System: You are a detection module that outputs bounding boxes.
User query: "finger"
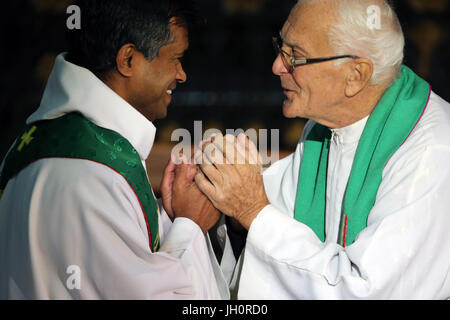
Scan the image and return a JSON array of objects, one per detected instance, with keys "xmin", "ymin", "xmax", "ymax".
[
  {"xmin": 246, "ymin": 136, "xmax": 262, "ymax": 166},
  {"xmin": 235, "ymin": 133, "xmax": 249, "ymax": 164},
  {"xmin": 224, "ymin": 134, "xmax": 237, "ymax": 144},
  {"xmin": 237, "ymin": 133, "xmax": 260, "ymax": 165},
  {"xmin": 233, "ymin": 133, "xmax": 252, "ymax": 164},
  {"xmin": 160, "ymin": 159, "xmax": 177, "ymax": 217},
  {"xmin": 237, "ymin": 132, "xmax": 248, "ymax": 148},
  {"xmin": 163, "ymin": 157, "xmax": 177, "ymax": 180},
  {"xmin": 203, "ymin": 132, "xmax": 219, "ymax": 143},
  {"xmin": 180, "ymin": 153, "xmax": 189, "ymax": 164},
  {"xmin": 196, "ymin": 136, "xmax": 212, "ymax": 156},
  {"xmin": 194, "ymin": 170, "xmax": 216, "ymax": 199},
  {"xmin": 198, "ymin": 160, "xmax": 223, "ymax": 186},
  {"xmin": 224, "ymin": 134, "xmax": 238, "ymax": 164},
  {"xmin": 186, "ymin": 164, "xmax": 198, "ymax": 181},
  {"xmin": 194, "ymin": 142, "xmax": 214, "ymax": 165},
  {"xmin": 174, "ymin": 162, "xmax": 194, "ymax": 188},
  {"xmin": 197, "ymin": 132, "xmax": 223, "ymax": 159},
  {"xmin": 202, "ymin": 141, "xmax": 226, "ymax": 165},
  {"xmin": 161, "ymin": 158, "xmax": 176, "ymax": 190},
  {"xmin": 171, "ymin": 149, "xmax": 190, "ymax": 165},
  {"xmin": 209, "ymin": 132, "xmax": 223, "ymax": 144},
  {"xmin": 211, "ymin": 134, "xmax": 237, "ymax": 165}
]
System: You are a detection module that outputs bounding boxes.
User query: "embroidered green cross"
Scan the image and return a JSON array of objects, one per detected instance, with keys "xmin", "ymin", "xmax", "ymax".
[{"xmin": 17, "ymin": 125, "xmax": 37, "ymax": 151}]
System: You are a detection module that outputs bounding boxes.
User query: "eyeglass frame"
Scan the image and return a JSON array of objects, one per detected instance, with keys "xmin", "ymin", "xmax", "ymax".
[{"xmin": 272, "ymin": 36, "xmax": 360, "ymax": 72}]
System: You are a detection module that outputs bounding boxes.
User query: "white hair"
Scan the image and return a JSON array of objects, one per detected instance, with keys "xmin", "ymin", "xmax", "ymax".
[{"xmin": 297, "ymin": 0, "xmax": 405, "ymax": 86}]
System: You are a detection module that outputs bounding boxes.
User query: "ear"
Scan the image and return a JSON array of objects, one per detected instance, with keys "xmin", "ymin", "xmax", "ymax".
[
  {"xmin": 344, "ymin": 58, "xmax": 374, "ymax": 97},
  {"xmin": 115, "ymin": 44, "xmax": 136, "ymax": 78}
]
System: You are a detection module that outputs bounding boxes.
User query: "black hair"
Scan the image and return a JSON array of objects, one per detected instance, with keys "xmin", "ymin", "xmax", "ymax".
[{"xmin": 65, "ymin": 0, "xmax": 199, "ymax": 75}]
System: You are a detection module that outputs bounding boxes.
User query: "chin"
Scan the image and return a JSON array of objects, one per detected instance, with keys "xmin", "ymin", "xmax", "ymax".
[
  {"xmin": 282, "ymin": 103, "xmax": 300, "ymax": 119},
  {"xmin": 155, "ymin": 108, "xmax": 169, "ymax": 121},
  {"xmin": 283, "ymin": 98, "xmax": 312, "ymax": 119},
  {"xmin": 151, "ymin": 113, "xmax": 166, "ymax": 122},
  {"xmin": 145, "ymin": 103, "xmax": 169, "ymax": 121},
  {"xmin": 282, "ymin": 110, "xmax": 297, "ymax": 119}
]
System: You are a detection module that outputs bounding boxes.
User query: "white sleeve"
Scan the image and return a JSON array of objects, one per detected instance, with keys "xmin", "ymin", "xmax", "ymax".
[
  {"xmin": 156, "ymin": 198, "xmax": 174, "ymax": 244},
  {"xmin": 28, "ymin": 159, "xmax": 225, "ymax": 299},
  {"xmin": 237, "ymin": 144, "xmax": 450, "ymax": 299}
]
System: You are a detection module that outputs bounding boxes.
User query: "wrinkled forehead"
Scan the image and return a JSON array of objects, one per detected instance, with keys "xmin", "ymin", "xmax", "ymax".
[{"xmin": 280, "ymin": 2, "xmax": 337, "ymax": 50}]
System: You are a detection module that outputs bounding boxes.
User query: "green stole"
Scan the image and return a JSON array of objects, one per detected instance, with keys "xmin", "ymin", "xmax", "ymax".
[
  {"xmin": 0, "ymin": 112, "xmax": 160, "ymax": 252},
  {"xmin": 294, "ymin": 65, "xmax": 431, "ymax": 247}
]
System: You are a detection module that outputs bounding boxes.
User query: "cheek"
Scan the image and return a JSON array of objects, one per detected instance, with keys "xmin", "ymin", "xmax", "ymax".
[
  {"xmin": 294, "ymin": 69, "xmax": 334, "ymax": 103},
  {"xmin": 143, "ymin": 74, "xmax": 167, "ymax": 99},
  {"xmin": 291, "ymin": 77, "xmax": 311, "ymax": 107},
  {"xmin": 153, "ymin": 68, "xmax": 176, "ymax": 92},
  {"xmin": 131, "ymin": 74, "xmax": 161, "ymax": 107},
  {"xmin": 286, "ymin": 72, "xmax": 324, "ymax": 116}
]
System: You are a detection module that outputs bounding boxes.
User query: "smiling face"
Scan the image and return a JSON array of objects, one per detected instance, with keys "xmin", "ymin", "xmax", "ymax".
[
  {"xmin": 272, "ymin": 2, "xmax": 350, "ymax": 126},
  {"xmin": 129, "ymin": 22, "xmax": 189, "ymax": 121}
]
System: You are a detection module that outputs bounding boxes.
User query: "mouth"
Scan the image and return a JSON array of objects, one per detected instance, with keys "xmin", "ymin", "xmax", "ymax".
[
  {"xmin": 281, "ymin": 86, "xmax": 296, "ymax": 108},
  {"xmin": 166, "ymin": 83, "xmax": 177, "ymax": 96},
  {"xmin": 282, "ymin": 88, "xmax": 296, "ymax": 99},
  {"xmin": 166, "ymin": 86, "xmax": 176, "ymax": 100},
  {"xmin": 164, "ymin": 89, "xmax": 174, "ymax": 106}
]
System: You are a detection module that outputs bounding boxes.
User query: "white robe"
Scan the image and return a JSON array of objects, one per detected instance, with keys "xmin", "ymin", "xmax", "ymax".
[
  {"xmin": 0, "ymin": 54, "xmax": 229, "ymax": 300},
  {"xmin": 219, "ymin": 90, "xmax": 450, "ymax": 299}
]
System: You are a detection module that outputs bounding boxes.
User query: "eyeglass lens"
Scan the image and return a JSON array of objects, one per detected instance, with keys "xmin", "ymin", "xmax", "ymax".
[{"xmin": 273, "ymin": 36, "xmax": 293, "ymax": 72}]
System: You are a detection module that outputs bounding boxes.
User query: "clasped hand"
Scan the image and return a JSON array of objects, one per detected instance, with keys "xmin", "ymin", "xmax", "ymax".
[
  {"xmin": 160, "ymin": 133, "xmax": 269, "ymax": 233},
  {"xmin": 160, "ymin": 154, "xmax": 220, "ymax": 234},
  {"xmin": 194, "ymin": 133, "xmax": 269, "ymax": 230}
]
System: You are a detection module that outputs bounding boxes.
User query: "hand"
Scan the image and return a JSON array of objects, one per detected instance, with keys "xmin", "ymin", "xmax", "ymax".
[
  {"xmin": 171, "ymin": 160, "xmax": 221, "ymax": 234},
  {"xmin": 160, "ymin": 157, "xmax": 177, "ymax": 221},
  {"xmin": 194, "ymin": 133, "xmax": 269, "ymax": 230}
]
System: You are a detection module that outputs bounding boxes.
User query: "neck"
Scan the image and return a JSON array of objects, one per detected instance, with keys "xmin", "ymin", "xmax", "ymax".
[
  {"xmin": 324, "ymin": 85, "xmax": 388, "ymax": 129},
  {"xmin": 100, "ymin": 71, "xmax": 128, "ymax": 101}
]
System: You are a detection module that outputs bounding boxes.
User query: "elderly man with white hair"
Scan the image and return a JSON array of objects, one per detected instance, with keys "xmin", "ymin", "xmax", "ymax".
[{"xmin": 194, "ymin": 0, "xmax": 450, "ymax": 299}]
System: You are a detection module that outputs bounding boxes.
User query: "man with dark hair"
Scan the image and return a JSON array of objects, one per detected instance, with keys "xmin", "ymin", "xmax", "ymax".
[{"xmin": 0, "ymin": 0, "xmax": 228, "ymax": 299}]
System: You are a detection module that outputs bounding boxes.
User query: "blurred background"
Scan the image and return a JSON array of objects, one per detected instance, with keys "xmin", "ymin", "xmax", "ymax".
[{"xmin": 1, "ymin": 0, "xmax": 449, "ymax": 193}]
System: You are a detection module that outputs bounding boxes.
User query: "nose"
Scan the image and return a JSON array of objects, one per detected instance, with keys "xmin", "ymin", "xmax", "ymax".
[
  {"xmin": 272, "ymin": 54, "xmax": 288, "ymax": 76},
  {"xmin": 176, "ymin": 64, "xmax": 187, "ymax": 84}
]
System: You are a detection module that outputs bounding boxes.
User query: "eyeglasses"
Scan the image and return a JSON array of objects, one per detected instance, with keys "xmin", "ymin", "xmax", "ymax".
[{"xmin": 272, "ymin": 36, "xmax": 360, "ymax": 73}]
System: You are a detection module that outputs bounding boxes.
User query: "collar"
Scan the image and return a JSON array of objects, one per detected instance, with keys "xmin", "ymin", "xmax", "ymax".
[
  {"xmin": 330, "ymin": 115, "xmax": 369, "ymax": 145},
  {"xmin": 27, "ymin": 53, "xmax": 156, "ymax": 161}
]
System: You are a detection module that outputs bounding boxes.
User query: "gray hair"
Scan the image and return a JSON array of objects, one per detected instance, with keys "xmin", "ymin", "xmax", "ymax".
[{"xmin": 297, "ymin": 0, "xmax": 404, "ymax": 86}]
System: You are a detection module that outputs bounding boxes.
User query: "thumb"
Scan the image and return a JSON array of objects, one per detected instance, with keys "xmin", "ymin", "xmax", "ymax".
[
  {"xmin": 186, "ymin": 164, "xmax": 198, "ymax": 181},
  {"xmin": 161, "ymin": 158, "xmax": 177, "ymax": 193},
  {"xmin": 174, "ymin": 162, "xmax": 198, "ymax": 187}
]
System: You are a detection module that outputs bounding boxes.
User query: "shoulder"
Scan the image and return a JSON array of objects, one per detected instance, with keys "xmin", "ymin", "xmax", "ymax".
[
  {"xmin": 18, "ymin": 158, "xmax": 149, "ymax": 244},
  {"xmin": 396, "ymin": 91, "xmax": 450, "ymax": 157},
  {"xmin": 411, "ymin": 91, "xmax": 450, "ymax": 148},
  {"xmin": 15, "ymin": 158, "xmax": 144, "ymax": 218},
  {"xmin": 23, "ymin": 157, "xmax": 128, "ymax": 188},
  {"xmin": 382, "ymin": 91, "xmax": 450, "ymax": 186}
]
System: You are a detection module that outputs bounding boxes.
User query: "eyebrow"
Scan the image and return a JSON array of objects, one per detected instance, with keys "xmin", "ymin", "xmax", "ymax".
[{"xmin": 279, "ymin": 31, "xmax": 309, "ymax": 55}]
